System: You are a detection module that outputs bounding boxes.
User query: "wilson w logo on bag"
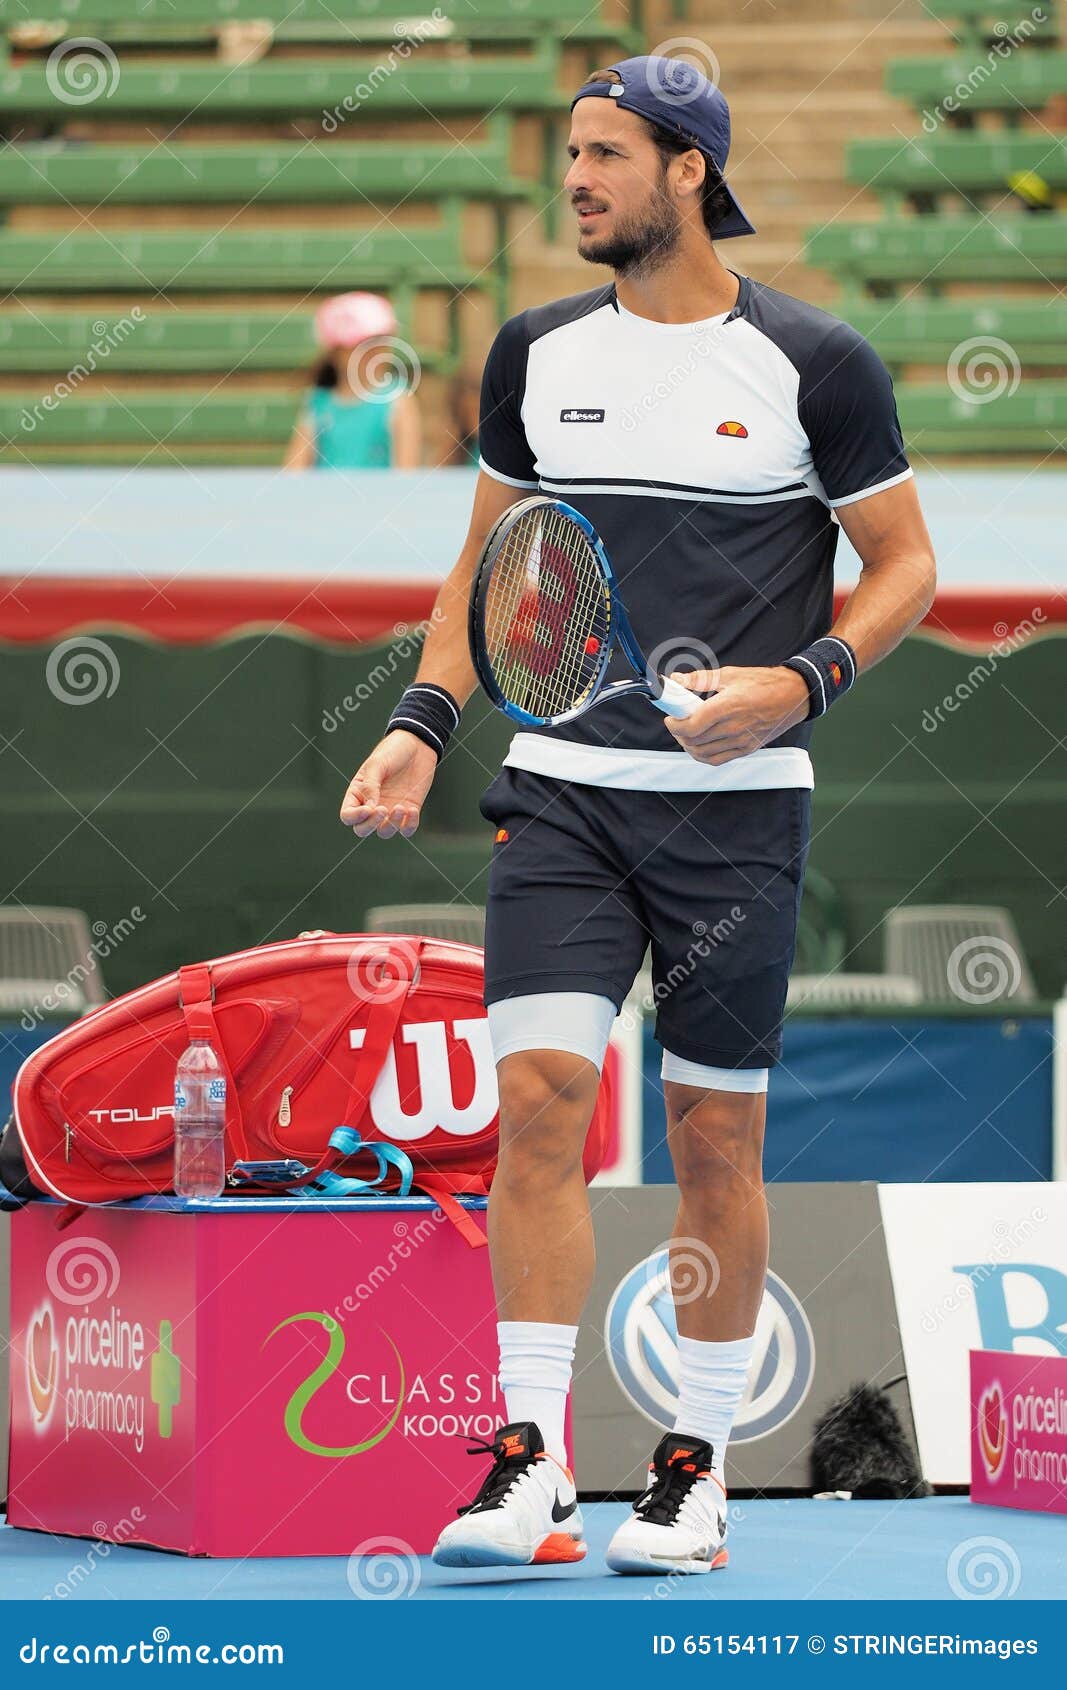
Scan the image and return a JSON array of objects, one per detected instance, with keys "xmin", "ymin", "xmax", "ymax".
[{"xmin": 12, "ymin": 933, "xmax": 612, "ymax": 1246}]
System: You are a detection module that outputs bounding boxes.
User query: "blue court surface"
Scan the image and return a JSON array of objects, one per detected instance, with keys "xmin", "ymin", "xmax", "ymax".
[{"xmin": 1, "ymin": 1498, "xmax": 1061, "ymax": 1602}]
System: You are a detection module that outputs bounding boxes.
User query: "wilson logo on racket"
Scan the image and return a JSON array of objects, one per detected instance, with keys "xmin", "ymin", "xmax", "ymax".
[
  {"xmin": 560, "ymin": 408, "xmax": 605, "ymax": 423},
  {"xmin": 469, "ymin": 494, "xmax": 700, "ymax": 728},
  {"xmin": 716, "ymin": 420, "xmax": 748, "ymax": 438}
]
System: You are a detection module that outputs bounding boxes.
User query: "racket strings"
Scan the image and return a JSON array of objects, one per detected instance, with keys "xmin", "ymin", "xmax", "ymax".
[{"xmin": 482, "ymin": 505, "xmax": 610, "ymax": 721}]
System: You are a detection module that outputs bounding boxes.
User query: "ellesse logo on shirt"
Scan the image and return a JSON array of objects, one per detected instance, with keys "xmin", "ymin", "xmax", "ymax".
[{"xmin": 560, "ymin": 408, "xmax": 605, "ymax": 423}]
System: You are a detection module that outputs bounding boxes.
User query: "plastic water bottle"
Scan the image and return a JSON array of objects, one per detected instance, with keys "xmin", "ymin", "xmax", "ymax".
[{"xmin": 173, "ymin": 1039, "xmax": 227, "ymax": 1199}]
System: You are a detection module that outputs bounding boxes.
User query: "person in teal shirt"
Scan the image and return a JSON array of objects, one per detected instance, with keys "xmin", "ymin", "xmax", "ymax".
[{"xmin": 284, "ymin": 292, "xmax": 421, "ymax": 471}]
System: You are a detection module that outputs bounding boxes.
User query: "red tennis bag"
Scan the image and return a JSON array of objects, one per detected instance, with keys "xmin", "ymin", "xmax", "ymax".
[{"xmin": 11, "ymin": 933, "xmax": 613, "ymax": 1247}]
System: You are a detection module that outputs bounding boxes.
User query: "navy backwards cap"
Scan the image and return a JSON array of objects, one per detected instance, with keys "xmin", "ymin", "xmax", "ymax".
[{"xmin": 570, "ymin": 54, "xmax": 755, "ymax": 240}]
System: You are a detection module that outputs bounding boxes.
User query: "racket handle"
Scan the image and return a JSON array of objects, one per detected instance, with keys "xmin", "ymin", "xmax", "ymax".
[{"xmin": 653, "ymin": 675, "xmax": 702, "ymax": 718}]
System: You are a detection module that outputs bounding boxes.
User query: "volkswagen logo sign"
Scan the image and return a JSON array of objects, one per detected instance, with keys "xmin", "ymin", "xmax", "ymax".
[{"xmin": 604, "ymin": 1250, "xmax": 816, "ymax": 1442}]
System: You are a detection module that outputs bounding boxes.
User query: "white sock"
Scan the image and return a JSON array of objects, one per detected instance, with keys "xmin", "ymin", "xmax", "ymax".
[
  {"xmin": 673, "ymin": 1334, "xmax": 756, "ymax": 1481},
  {"xmin": 497, "ymin": 1320, "xmax": 577, "ymax": 1468}
]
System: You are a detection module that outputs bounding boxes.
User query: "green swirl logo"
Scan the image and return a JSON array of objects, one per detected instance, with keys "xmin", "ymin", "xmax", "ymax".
[{"xmin": 264, "ymin": 1311, "xmax": 405, "ymax": 1459}]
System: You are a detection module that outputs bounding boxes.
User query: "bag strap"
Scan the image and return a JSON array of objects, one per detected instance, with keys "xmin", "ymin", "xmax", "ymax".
[
  {"xmin": 415, "ymin": 1171, "xmax": 488, "ymax": 1249},
  {"xmin": 231, "ymin": 1128, "xmax": 414, "ymax": 1199},
  {"xmin": 306, "ymin": 1128, "xmax": 414, "ymax": 1198},
  {"xmin": 342, "ymin": 942, "xmax": 423, "ymax": 1126},
  {"xmin": 177, "ymin": 963, "xmax": 250, "ymax": 1160}
]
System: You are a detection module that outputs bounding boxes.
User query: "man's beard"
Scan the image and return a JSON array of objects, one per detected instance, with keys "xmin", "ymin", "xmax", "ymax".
[{"xmin": 576, "ymin": 184, "xmax": 681, "ymax": 278}]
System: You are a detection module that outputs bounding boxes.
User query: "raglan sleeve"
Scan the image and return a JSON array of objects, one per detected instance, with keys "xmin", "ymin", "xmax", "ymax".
[
  {"xmin": 478, "ymin": 312, "xmax": 538, "ymax": 489},
  {"xmin": 798, "ymin": 321, "xmax": 912, "ymax": 508}
]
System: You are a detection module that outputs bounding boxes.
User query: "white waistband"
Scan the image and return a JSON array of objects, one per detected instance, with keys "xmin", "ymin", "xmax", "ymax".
[{"xmin": 502, "ymin": 735, "xmax": 814, "ymax": 792}]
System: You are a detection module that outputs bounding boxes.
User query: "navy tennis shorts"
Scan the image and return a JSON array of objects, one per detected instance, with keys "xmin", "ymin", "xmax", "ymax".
[{"xmin": 479, "ymin": 767, "xmax": 811, "ymax": 1070}]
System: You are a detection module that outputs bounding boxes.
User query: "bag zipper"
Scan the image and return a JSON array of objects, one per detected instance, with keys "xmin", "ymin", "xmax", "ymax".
[{"xmin": 277, "ymin": 1085, "xmax": 293, "ymax": 1128}]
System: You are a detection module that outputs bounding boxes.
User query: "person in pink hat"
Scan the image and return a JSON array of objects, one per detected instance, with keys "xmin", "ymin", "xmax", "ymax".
[{"xmin": 284, "ymin": 292, "xmax": 421, "ymax": 470}]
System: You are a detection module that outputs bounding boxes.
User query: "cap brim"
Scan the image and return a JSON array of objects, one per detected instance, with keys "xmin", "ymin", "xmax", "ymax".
[{"xmin": 715, "ymin": 190, "xmax": 756, "ymax": 240}]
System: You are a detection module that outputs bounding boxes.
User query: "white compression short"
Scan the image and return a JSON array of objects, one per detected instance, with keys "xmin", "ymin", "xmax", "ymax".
[{"xmin": 486, "ymin": 992, "xmax": 769, "ymax": 1093}]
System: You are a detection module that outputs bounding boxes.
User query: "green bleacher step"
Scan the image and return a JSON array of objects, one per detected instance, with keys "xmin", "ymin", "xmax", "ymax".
[
  {"xmin": 0, "ymin": 390, "xmax": 306, "ymax": 447},
  {"xmin": 805, "ymin": 216, "xmax": 1067, "ymax": 286},
  {"xmin": 844, "ymin": 297, "xmax": 1067, "ymax": 366},
  {"xmin": 0, "ymin": 48, "xmax": 565, "ymax": 120},
  {"xmin": 886, "ymin": 51, "xmax": 1067, "ymax": 114},
  {"xmin": 0, "ymin": 222, "xmax": 475, "ymax": 290},
  {"xmin": 896, "ymin": 380, "xmax": 1067, "ymax": 450},
  {"xmin": 847, "ymin": 134, "xmax": 1067, "ymax": 202},
  {"xmin": 0, "ymin": 123, "xmax": 534, "ymax": 207}
]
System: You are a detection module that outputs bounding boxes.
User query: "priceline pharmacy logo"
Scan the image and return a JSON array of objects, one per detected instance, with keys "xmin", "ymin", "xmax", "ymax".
[{"xmin": 28, "ymin": 1238, "xmax": 182, "ymax": 1453}]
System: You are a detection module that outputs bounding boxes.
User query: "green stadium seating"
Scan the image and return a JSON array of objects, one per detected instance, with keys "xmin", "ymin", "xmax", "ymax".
[
  {"xmin": 805, "ymin": 216, "xmax": 1067, "ymax": 290},
  {"xmin": 0, "ymin": 309, "xmax": 465, "ymax": 373},
  {"xmin": 0, "ymin": 46, "xmax": 565, "ymax": 120},
  {"xmin": 844, "ymin": 297, "xmax": 1067, "ymax": 366},
  {"xmin": 0, "ymin": 218, "xmax": 471, "ymax": 293},
  {"xmin": 886, "ymin": 51, "xmax": 1067, "ymax": 117},
  {"xmin": 0, "ymin": 391, "xmax": 298, "ymax": 450},
  {"xmin": 0, "ymin": 120, "xmax": 533, "ymax": 207},
  {"xmin": 919, "ymin": 3, "xmax": 1059, "ymax": 51},
  {"xmin": 895, "ymin": 380, "xmax": 1067, "ymax": 450},
  {"xmin": 847, "ymin": 134, "xmax": 1067, "ymax": 207},
  {"xmin": 1, "ymin": 0, "xmax": 641, "ymax": 51}
]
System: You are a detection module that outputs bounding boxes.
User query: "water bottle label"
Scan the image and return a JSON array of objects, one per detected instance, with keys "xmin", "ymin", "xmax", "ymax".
[
  {"xmin": 208, "ymin": 1078, "xmax": 227, "ymax": 1105},
  {"xmin": 175, "ymin": 1085, "xmax": 188, "ymax": 1111}
]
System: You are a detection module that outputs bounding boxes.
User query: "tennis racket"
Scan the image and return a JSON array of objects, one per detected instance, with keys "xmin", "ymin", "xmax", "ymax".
[{"xmin": 468, "ymin": 495, "xmax": 701, "ymax": 727}]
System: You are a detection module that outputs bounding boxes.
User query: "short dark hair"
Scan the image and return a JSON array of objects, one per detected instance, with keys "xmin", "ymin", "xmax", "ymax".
[{"xmin": 583, "ymin": 68, "xmax": 734, "ymax": 240}]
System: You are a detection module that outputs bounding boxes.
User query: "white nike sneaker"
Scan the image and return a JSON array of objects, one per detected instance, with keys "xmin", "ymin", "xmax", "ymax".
[
  {"xmin": 606, "ymin": 1433, "xmax": 728, "ymax": 1575},
  {"xmin": 432, "ymin": 1421, "xmax": 587, "ymax": 1569}
]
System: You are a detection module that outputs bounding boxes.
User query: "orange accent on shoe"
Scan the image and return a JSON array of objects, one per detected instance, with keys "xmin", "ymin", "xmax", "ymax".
[
  {"xmin": 536, "ymin": 1453, "xmax": 575, "ymax": 1483},
  {"xmin": 710, "ymin": 1473, "xmax": 728, "ymax": 1500},
  {"xmin": 711, "ymin": 1547, "xmax": 729, "ymax": 1569},
  {"xmin": 668, "ymin": 1447, "xmax": 696, "ymax": 1465},
  {"xmin": 501, "ymin": 1434, "xmax": 525, "ymax": 1457},
  {"xmin": 532, "ymin": 1534, "xmax": 587, "ymax": 1564}
]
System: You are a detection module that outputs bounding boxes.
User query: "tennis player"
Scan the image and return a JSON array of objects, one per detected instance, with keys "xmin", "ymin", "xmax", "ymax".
[{"xmin": 340, "ymin": 54, "xmax": 936, "ymax": 1575}]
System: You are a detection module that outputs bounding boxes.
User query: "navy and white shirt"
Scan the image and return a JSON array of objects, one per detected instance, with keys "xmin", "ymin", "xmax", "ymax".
[{"xmin": 478, "ymin": 272, "xmax": 912, "ymax": 792}]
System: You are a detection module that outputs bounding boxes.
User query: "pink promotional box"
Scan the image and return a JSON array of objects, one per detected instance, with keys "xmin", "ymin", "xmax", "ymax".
[
  {"xmin": 970, "ymin": 1347, "xmax": 1067, "ymax": 1515},
  {"xmin": 7, "ymin": 1195, "xmax": 501, "ymax": 1556}
]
